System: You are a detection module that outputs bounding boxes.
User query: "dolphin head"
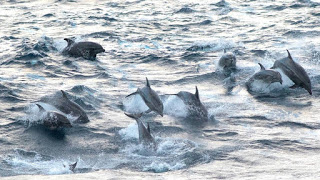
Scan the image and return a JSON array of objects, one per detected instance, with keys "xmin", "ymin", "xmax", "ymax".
[
  {"xmin": 303, "ymin": 80, "xmax": 312, "ymax": 95},
  {"xmin": 270, "ymin": 70, "xmax": 283, "ymax": 85},
  {"xmin": 219, "ymin": 52, "xmax": 236, "ymax": 69}
]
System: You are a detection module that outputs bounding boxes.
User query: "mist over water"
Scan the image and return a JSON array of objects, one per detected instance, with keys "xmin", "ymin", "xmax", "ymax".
[{"xmin": 1, "ymin": 0, "xmax": 320, "ymax": 179}]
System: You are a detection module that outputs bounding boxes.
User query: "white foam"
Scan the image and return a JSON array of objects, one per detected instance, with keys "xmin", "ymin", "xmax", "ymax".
[
  {"xmin": 122, "ymin": 94, "xmax": 149, "ymax": 114},
  {"xmin": 191, "ymin": 38, "xmax": 238, "ymax": 52},
  {"xmin": 5, "ymin": 153, "xmax": 76, "ymax": 175},
  {"xmin": 163, "ymin": 95, "xmax": 188, "ymax": 118},
  {"xmin": 142, "ymin": 161, "xmax": 186, "ymax": 173},
  {"xmin": 118, "ymin": 122, "xmax": 139, "ymax": 140}
]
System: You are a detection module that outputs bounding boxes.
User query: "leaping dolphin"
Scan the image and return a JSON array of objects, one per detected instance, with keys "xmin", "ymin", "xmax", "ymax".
[
  {"xmin": 40, "ymin": 90, "xmax": 89, "ymax": 123},
  {"xmin": 126, "ymin": 78, "xmax": 164, "ymax": 117},
  {"xmin": 124, "ymin": 112, "xmax": 156, "ymax": 149},
  {"xmin": 36, "ymin": 104, "xmax": 72, "ymax": 130},
  {"xmin": 167, "ymin": 86, "xmax": 209, "ymax": 122},
  {"xmin": 62, "ymin": 38, "xmax": 105, "ymax": 60},
  {"xmin": 218, "ymin": 49, "xmax": 236, "ymax": 70},
  {"xmin": 271, "ymin": 50, "xmax": 312, "ymax": 95},
  {"xmin": 246, "ymin": 63, "xmax": 283, "ymax": 88}
]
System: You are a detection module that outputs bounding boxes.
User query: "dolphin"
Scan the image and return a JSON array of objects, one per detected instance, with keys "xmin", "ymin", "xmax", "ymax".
[
  {"xmin": 124, "ymin": 112, "xmax": 156, "ymax": 148},
  {"xmin": 168, "ymin": 86, "xmax": 208, "ymax": 122},
  {"xmin": 218, "ymin": 49, "xmax": 236, "ymax": 70},
  {"xmin": 69, "ymin": 161, "xmax": 77, "ymax": 172},
  {"xmin": 62, "ymin": 38, "xmax": 105, "ymax": 60},
  {"xmin": 63, "ymin": 161, "xmax": 77, "ymax": 173},
  {"xmin": 271, "ymin": 50, "xmax": 312, "ymax": 95},
  {"xmin": 126, "ymin": 78, "xmax": 164, "ymax": 117},
  {"xmin": 246, "ymin": 63, "xmax": 283, "ymax": 87},
  {"xmin": 40, "ymin": 90, "xmax": 89, "ymax": 123},
  {"xmin": 36, "ymin": 104, "xmax": 72, "ymax": 130}
]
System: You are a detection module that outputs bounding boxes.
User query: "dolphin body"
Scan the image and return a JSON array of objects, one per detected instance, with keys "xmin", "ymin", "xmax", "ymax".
[
  {"xmin": 218, "ymin": 50, "xmax": 236, "ymax": 70},
  {"xmin": 126, "ymin": 78, "xmax": 164, "ymax": 117},
  {"xmin": 169, "ymin": 86, "xmax": 209, "ymax": 122},
  {"xmin": 36, "ymin": 104, "xmax": 72, "ymax": 130},
  {"xmin": 62, "ymin": 38, "xmax": 105, "ymax": 60},
  {"xmin": 246, "ymin": 63, "xmax": 283, "ymax": 87},
  {"xmin": 271, "ymin": 50, "xmax": 312, "ymax": 95},
  {"xmin": 40, "ymin": 90, "xmax": 89, "ymax": 123},
  {"xmin": 124, "ymin": 113, "xmax": 156, "ymax": 148}
]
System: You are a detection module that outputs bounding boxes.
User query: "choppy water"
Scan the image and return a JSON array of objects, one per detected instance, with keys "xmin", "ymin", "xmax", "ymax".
[{"xmin": 1, "ymin": 0, "xmax": 320, "ymax": 179}]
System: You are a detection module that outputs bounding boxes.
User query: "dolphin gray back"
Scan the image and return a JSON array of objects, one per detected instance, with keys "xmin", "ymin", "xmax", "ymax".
[
  {"xmin": 36, "ymin": 103, "xmax": 72, "ymax": 130},
  {"xmin": 272, "ymin": 50, "xmax": 311, "ymax": 94},
  {"xmin": 40, "ymin": 90, "xmax": 89, "ymax": 123},
  {"xmin": 63, "ymin": 39, "xmax": 105, "ymax": 60},
  {"xmin": 176, "ymin": 87, "xmax": 208, "ymax": 122},
  {"xmin": 137, "ymin": 78, "xmax": 164, "ymax": 116}
]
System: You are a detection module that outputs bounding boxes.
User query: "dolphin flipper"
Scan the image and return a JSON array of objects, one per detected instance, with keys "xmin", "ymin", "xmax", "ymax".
[
  {"xmin": 145, "ymin": 109, "xmax": 152, "ymax": 114},
  {"xmin": 290, "ymin": 84, "xmax": 300, "ymax": 89},
  {"xmin": 125, "ymin": 91, "xmax": 139, "ymax": 98},
  {"xmin": 124, "ymin": 112, "xmax": 143, "ymax": 119}
]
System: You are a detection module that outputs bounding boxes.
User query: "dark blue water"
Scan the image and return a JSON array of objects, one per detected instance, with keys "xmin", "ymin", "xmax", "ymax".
[{"xmin": 1, "ymin": 0, "xmax": 320, "ymax": 179}]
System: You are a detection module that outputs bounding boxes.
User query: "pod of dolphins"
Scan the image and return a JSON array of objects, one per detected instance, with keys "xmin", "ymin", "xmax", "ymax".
[{"xmin": 21, "ymin": 38, "xmax": 312, "ymax": 171}]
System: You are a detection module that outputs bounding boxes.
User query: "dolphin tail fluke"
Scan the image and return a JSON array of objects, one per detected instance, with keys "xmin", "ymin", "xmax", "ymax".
[
  {"xmin": 69, "ymin": 161, "xmax": 77, "ymax": 172},
  {"xmin": 124, "ymin": 112, "xmax": 143, "ymax": 120},
  {"xmin": 290, "ymin": 84, "xmax": 300, "ymax": 89},
  {"xmin": 258, "ymin": 63, "xmax": 265, "ymax": 70}
]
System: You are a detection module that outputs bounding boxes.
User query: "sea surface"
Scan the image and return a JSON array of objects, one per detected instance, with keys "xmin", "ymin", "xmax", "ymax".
[{"xmin": 1, "ymin": 0, "xmax": 320, "ymax": 179}]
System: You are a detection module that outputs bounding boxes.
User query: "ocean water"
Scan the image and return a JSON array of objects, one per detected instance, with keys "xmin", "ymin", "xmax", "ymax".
[{"xmin": 1, "ymin": 0, "xmax": 320, "ymax": 179}]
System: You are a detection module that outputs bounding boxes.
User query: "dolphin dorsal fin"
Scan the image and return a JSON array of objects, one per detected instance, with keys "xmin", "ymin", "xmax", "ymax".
[
  {"xmin": 69, "ymin": 161, "xmax": 77, "ymax": 172},
  {"xmin": 146, "ymin": 77, "xmax": 150, "ymax": 87},
  {"xmin": 147, "ymin": 123, "xmax": 151, "ymax": 133},
  {"xmin": 36, "ymin": 104, "xmax": 45, "ymax": 112},
  {"xmin": 61, "ymin": 90, "xmax": 69, "ymax": 100},
  {"xmin": 258, "ymin": 63, "xmax": 265, "ymax": 70},
  {"xmin": 64, "ymin": 38, "xmax": 75, "ymax": 46},
  {"xmin": 286, "ymin": 49, "xmax": 293, "ymax": 61},
  {"xmin": 195, "ymin": 86, "xmax": 199, "ymax": 100}
]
